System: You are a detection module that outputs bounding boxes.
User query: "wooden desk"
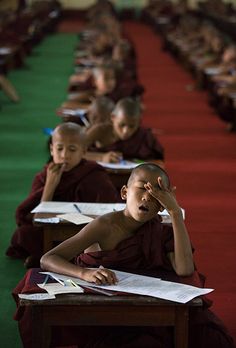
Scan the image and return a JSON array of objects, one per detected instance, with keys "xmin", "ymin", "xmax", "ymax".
[
  {"xmin": 105, "ymin": 167, "xmax": 131, "ymax": 191},
  {"xmin": 34, "ymin": 213, "xmax": 85, "ymax": 253},
  {"xmin": 20, "ymin": 293, "xmax": 202, "ymax": 348}
]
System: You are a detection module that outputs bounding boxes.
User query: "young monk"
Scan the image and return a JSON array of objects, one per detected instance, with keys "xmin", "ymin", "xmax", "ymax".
[
  {"xmin": 85, "ymin": 97, "xmax": 164, "ymax": 165},
  {"xmin": 6, "ymin": 122, "xmax": 120, "ymax": 267},
  {"xmin": 56, "ymin": 96, "xmax": 114, "ymax": 128},
  {"xmin": 68, "ymin": 64, "xmax": 117, "ymax": 103},
  {"xmin": 68, "ymin": 62, "xmax": 144, "ymax": 106},
  {"xmin": 20, "ymin": 162, "xmax": 233, "ymax": 347},
  {"xmin": 87, "ymin": 95, "xmax": 115, "ymax": 125}
]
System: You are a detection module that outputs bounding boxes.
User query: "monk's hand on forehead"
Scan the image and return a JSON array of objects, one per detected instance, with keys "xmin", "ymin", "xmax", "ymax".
[
  {"xmin": 144, "ymin": 177, "xmax": 179, "ymax": 214},
  {"xmin": 144, "ymin": 176, "xmax": 167, "ymax": 192}
]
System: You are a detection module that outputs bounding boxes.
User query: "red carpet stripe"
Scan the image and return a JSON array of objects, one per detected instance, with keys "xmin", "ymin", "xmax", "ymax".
[{"xmin": 123, "ymin": 20, "xmax": 236, "ymax": 340}]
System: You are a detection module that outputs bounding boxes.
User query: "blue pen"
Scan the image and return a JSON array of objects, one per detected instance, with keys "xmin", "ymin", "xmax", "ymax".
[
  {"xmin": 119, "ymin": 156, "xmax": 126, "ymax": 165},
  {"xmin": 80, "ymin": 114, "xmax": 90, "ymax": 128},
  {"xmin": 73, "ymin": 203, "xmax": 81, "ymax": 213}
]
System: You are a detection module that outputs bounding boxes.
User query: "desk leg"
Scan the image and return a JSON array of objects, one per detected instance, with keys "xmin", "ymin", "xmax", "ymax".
[
  {"xmin": 32, "ymin": 306, "xmax": 51, "ymax": 348},
  {"xmin": 175, "ymin": 306, "xmax": 189, "ymax": 348},
  {"xmin": 43, "ymin": 227, "xmax": 54, "ymax": 253}
]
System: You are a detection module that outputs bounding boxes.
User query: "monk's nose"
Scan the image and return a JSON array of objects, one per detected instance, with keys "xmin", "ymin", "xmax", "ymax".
[
  {"xmin": 142, "ymin": 191, "xmax": 151, "ymax": 201},
  {"xmin": 61, "ymin": 149, "xmax": 69, "ymax": 160},
  {"xmin": 123, "ymin": 127, "xmax": 131, "ymax": 136}
]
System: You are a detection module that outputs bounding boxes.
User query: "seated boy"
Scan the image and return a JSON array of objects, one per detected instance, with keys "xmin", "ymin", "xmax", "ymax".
[
  {"xmin": 6, "ymin": 122, "xmax": 120, "ymax": 267},
  {"xmin": 67, "ymin": 63, "xmax": 144, "ymax": 105},
  {"xmin": 13, "ymin": 163, "xmax": 235, "ymax": 347},
  {"xmin": 87, "ymin": 95, "xmax": 115, "ymax": 125},
  {"xmin": 67, "ymin": 64, "xmax": 117, "ymax": 103},
  {"xmin": 85, "ymin": 97, "xmax": 164, "ymax": 165},
  {"xmin": 56, "ymin": 96, "xmax": 114, "ymax": 131}
]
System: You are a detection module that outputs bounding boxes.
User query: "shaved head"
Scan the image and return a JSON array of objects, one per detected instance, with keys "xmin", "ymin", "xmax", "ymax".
[
  {"xmin": 113, "ymin": 97, "xmax": 141, "ymax": 119},
  {"xmin": 52, "ymin": 122, "xmax": 85, "ymax": 144},
  {"xmin": 128, "ymin": 163, "xmax": 170, "ymax": 188}
]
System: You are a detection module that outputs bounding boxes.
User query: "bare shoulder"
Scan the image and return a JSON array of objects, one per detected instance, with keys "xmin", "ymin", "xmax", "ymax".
[
  {"xmin": 83, "ymin": 212, "xmax": 122, "ymax": 252},
  {"xmin": 86, "ymin": 122, "xmax": 112, "ymax": 137},
  {"xmin": 81, "ymin": 212, "xmax": 114, "ymax": 232},
  {"xmin": 89, "ymin": 212, "xmax": 122, "ymax": 238},
  {"xmin": 93, "ymin": 212, "xmax": 116, "ymax": 229},
  {"xmin": 85, "ymin": 123, "xmax": 113, "ymax": 147}
]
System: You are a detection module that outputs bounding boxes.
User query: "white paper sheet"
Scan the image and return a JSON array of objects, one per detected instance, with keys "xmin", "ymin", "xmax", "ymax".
[
  {"xmin": 40, "ymin": 270, "xmax": 213, "ymax": 304},
  {"xmin": 97, "ymin": 161, "xmax": 139, "ymax": 170},
  {"xmin": 31, "ymin": 202, "xmax": 126, "ymax": 215},
  {"xmin": 19, "ymin": 293, "xmax": 56, "ymax": 300},
  {"xmin": 34, "ymin": 217, "xmax": 61, "ymax": 224},
  {"xmin": 31, "ymin": 201, "xmax": 184, "ymax": 222}
]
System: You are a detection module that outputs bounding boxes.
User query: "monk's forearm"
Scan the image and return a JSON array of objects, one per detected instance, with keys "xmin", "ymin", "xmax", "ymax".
[
  {"xmin": 40, "ymin": 183, "xmax": 55, "ymax": 202},
  {"xmin": 40, "ymin": 254, "xmax": 85, "ymax": 280},
  {"xmin": 170, "ymin": 208, "xmax": 194, "ymax": 276},
  {"xmin": 84, "ymin": 151, "xmax": 104, "ymax": 161}
]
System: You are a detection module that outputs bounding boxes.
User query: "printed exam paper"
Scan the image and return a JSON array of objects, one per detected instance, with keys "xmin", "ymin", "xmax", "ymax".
[{"xmin": 40, "ymin": 269, "xmax": 213, "ymax": 304}]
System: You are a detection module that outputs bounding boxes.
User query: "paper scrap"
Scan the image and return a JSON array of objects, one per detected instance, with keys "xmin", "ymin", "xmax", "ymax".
[
  {"xmin": 57, "ymin": 213, "xmax": 94, "ymax": 225},
  {"xmin": 19, "ymin": 293, "xmax": 56, "ymax": 300},
  {"xmin": 38, "ymin": 282, "xmax": 84, "ymax": 295},
  {"xmin": 34, "ymin": 217, "xmax": 61, "ymax": 224}
]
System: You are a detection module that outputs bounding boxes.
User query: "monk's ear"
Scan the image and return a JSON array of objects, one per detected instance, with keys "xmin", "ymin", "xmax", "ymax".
[
  {"xmin": 120, "ymin": 185, "xmax": 127, "ymax": 200},
  {"xmin": 82, "ymin": 139, "xmax": 88, "ymax": 154},
  {"xmin": 110, "ymin": 113, "xmax": 115, "ymax": 123},
  {"xmin": 49, "ymin": 142, "xmax": 54, "ymax": 156}
]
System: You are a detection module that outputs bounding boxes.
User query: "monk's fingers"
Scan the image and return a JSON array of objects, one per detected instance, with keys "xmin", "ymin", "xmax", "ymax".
[
  {"xmin": 59, "ymin": 163, "xmax": 66, "ymax": 173},
  {"xmin": 110, "ymin": 152, "xmax": 122, "ymax": 163},
  {"xmin": 157, "ymin": 177, "xmax": 169, "ymax": 191},
  {"xmin": 145, "ymin": 182, "xmax": 160, "ymax": 198},
  {"xmin": 144, "ymin": 182, "xmax": 152, "ymax": 191},
  {"xmin": 94, "ymin": 269, "xmax": 117, "ymax": 285},
  {"xmin": 48, "ymin": 163, "xmax": 64, "ymax": 173}
]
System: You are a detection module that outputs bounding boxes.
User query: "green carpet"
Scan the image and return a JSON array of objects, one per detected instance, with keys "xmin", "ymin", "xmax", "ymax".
[{"xmin": 0, "ymin": 32, "xmax": 77, "ymax": 347}]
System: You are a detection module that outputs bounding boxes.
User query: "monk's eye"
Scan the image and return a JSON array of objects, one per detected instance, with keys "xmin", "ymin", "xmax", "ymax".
[{"xmin": 68, "ymin": 147, "xmax": 77, "ymax": 152}]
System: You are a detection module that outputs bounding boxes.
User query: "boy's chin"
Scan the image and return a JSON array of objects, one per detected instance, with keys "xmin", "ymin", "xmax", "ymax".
[
  {"xmin": 63, "ymin": 165, "xmax": 76, "ymax": 172},
  {"xmin": 61, "ymin": 164, "xmax": 75, "ymax": 172}
]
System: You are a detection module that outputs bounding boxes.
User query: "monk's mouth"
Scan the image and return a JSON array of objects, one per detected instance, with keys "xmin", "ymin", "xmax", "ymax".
[{"xmin": 139, "ymin": 205, "xmax": 149, "ymax": 212}]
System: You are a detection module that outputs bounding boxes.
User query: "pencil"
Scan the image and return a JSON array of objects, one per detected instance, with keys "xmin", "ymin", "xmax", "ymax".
[
  {"xmin": 42, "ymin": 274, "xmax": 49, "ymax": 286},
  {"xmin": 68, "ymin": 279, "xmax": 80, "ymax": 288},
  {"xmin": 50, "ymin": 274, "xmax": 65, "ymax": 286}
]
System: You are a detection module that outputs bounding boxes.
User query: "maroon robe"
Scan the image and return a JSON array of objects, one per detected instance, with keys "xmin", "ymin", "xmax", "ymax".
[
  {"xmin": 89, "ymin": 126, "xmax": 164, "ymax": 160},
  {"xmin": 12, "ymin": 217, "xmax": 235, "ymax": 348},
  {"xmin": 6, "ymin": 159, "xmax": 120, "ymax": 259}
]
